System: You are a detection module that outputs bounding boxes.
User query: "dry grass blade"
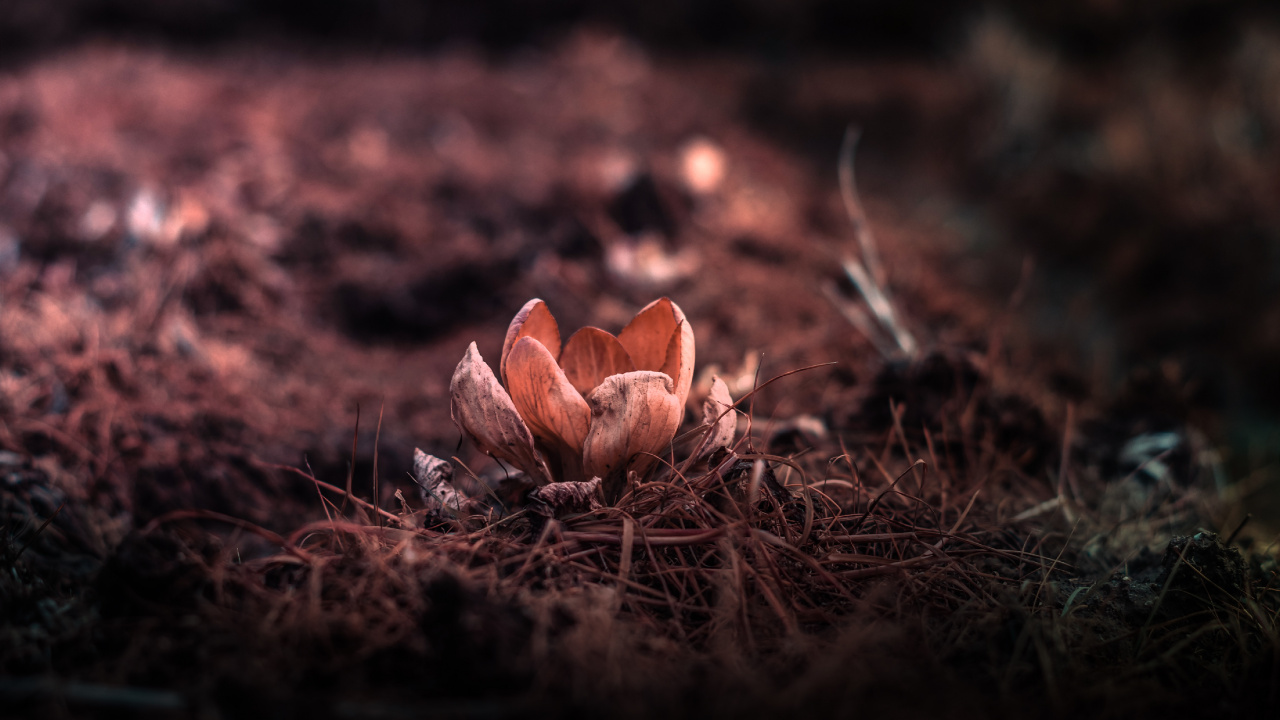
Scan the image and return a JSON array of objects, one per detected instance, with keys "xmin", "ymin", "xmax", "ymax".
[{"xmin": 831, "ymin": 125, "xmax": 917, "ymax": 358}]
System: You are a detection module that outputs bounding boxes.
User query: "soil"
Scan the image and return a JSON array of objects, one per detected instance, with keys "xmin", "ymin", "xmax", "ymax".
[{"xmin": 1, "ymin": 14, "xmax": 1278, "ymax": 720}]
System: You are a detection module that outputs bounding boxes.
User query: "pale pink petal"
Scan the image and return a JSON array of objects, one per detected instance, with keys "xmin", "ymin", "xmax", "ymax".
[
  {"xmin": 450, "ymin": 342, "xmax": 550, "ymax": 483},
  {"xmin": 500, "ymin": 298, "xmax": 561, "ymax": 384},
  {"xmin": 559, "ymin": 327, "xmax": 636, "ymax": 396}
]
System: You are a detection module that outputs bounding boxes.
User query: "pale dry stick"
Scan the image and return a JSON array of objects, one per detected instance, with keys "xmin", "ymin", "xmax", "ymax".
[
  {"xmin": 836, "ymin": 126, "xmax": 917, "ymax": 358},
  {"xmin": 839, "ymin": 126, "xmax": 887, "ymax": 288},
  {"xmin": 823, "ymin": 283, "xmax": 898, "ymax": 359},
  {"xmin": 745, "ymin": 458, "xmax": 764, "ymax": 506},
  {"xmin": 841, "ymin": 255, "xmax": 914, "ymax": 357}
]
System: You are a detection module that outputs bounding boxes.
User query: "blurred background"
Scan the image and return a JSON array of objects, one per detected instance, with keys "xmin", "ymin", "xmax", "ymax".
[{"xmin": 2, "ymin": 0, "xmax": 1278, "ymax": 522}]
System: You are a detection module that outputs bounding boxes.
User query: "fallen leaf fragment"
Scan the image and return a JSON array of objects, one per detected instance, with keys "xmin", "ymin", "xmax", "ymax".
[
  {"xmin": 527, "ymin": 478, "xmax": 603, "ymax": 518},
  {"xmin": 411, "ymin": 449, "xmax": 469, "ymax": 515},
  {"xmin": 700, "ymin": 376, "xmax": 736, "ymax": 458}
]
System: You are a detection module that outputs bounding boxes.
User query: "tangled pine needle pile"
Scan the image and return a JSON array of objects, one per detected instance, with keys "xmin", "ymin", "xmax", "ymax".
[
  {"xmin": 23, "ymin": 287, "xmax": 1280, "ymax": 717},
  {"xmin": 261, "ymin": 297, "xmax": 1059, "ymax": 661}
]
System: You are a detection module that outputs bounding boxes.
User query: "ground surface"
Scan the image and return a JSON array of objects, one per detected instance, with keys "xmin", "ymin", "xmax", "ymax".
[{"xmin": 0, "ymin": 27, "xmax": 1278, "ymax": 719}]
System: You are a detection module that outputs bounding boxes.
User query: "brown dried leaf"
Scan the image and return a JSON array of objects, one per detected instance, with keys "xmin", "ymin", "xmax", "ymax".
[
  {"xmin": 505, "ymin": 336, "xmax": 591, "ymax": 456},
  {"xmin": 559, "ymin": 327, "xmax": 636, "ymax": 396},
  {"xmin": 526, "ymin": 478, "xmax": 602, "ymax": 518},
  {"xmin": 582, "ymin": 371, "xmax": 683, "ymax": 484},
  {"xmin": 411, "ymin": 449, "xmax": 469, "ymax": 515},
  {"xmin": 700, "ymin": 376, "xmax": 736, "ymax": 456},
  {"xmin": 412, "ymin": 448, "xmax": 454, "ymax": 487},
  {"xmin": 450, "ymin": 342, "xmax": 550, "ymax": 483},
  {"xmin": 500, "ymin": 298, "xmax": 561, "ymax": 383}
]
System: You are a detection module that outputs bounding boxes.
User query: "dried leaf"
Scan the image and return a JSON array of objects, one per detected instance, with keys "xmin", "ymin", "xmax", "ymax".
[
  {"xmin": 526, "ymin": 478, "xmax": 602, "ymax": 518},
  {"xmin": 500, "ymin": 298, "xmax": 561, "ymax": 383},
  {"xmin": 412, "ymin": 448, "xmax": 454, "ymax": 487},
  {"xmin": 700, "ymin": 376, "xmax": 736, "ymax": 457},
  {"xmin": 582, "ymin": 371, "xmax": 683, "ymax": 487},
  {"xmin": 450, "ymin": 342, "xmax": 550, "ymax": 483},
  {"xmin": 559, "ymin": 327, "xmax": 636, "ymax": 396},
  {"xmin": 411, "ymin": 449, "xmax": 469, "ymax": 515},
  {"xmin": 505, "ymin": 335, "xmax": 591, "ymax": 458}
]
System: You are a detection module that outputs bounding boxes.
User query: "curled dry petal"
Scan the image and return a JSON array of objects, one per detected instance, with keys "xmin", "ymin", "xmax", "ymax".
[
  {"xmin": 583, "ymin": 371, "xmax": 683, "ymax": 498},
  {"xmin": 617, "ymin": 297, "xmax": 695, "ymax": 409},
  {"xmin": 500, "ymin": 299, "xmax": 561, "ymax": 384},
  {"xmin": 412, "ymin": 448, "xmax": 454, "ymax": 487},
  {"xmin": 412, "ymin": 449, "xmax": 469, "ymax": 515},
  {"xmin": 505, "ymin": 336, "xmax": 592, "ymax": 480},
  {"xmin": 450, "ymin": 342, "xmax": 550, "ymax": 483},
  {"xmin": 559, "ymin": 327, "xmax": 636, "ymax": 396},
  {"xmin": 700, "ymin": 376, "xmax": 736, "ymax": 457}
]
